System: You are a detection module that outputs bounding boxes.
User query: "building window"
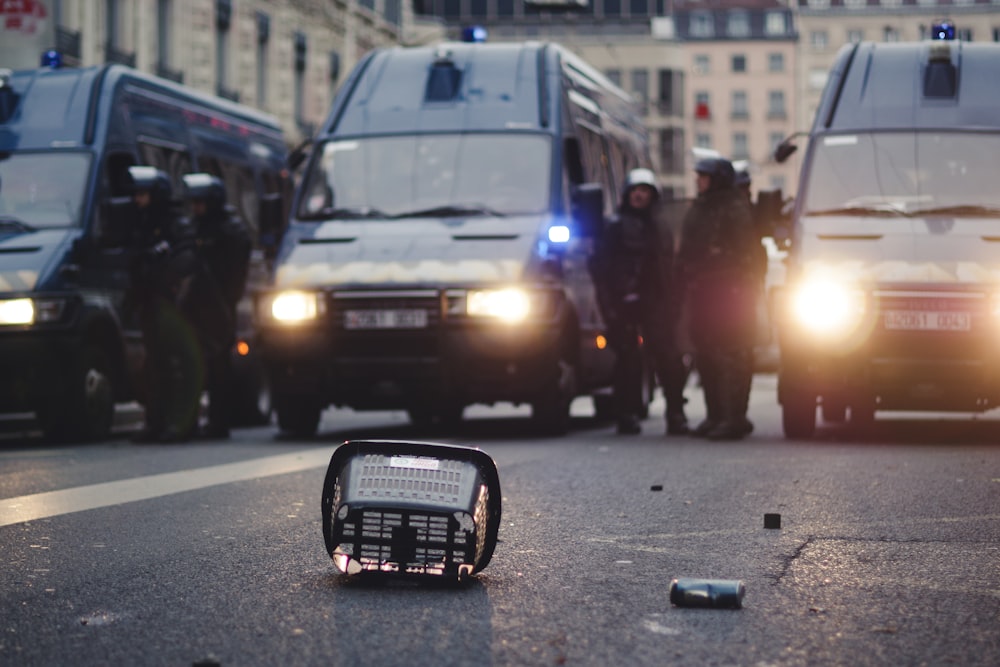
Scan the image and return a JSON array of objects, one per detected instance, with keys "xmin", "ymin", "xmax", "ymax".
[
  {"xmin": 884, "ymin": 26, "xmax": 900, "ymax": 42},
  {"xmin": 768, "ymin": 90, "xmax": 786, "ymax": 119},
  {"xmin": 694, "ymin": 91, "xmax": 711, "ymax": 119},
  {"xmin": 385, "ymin": 0, "xmax": 402, "ymax": 25},
  {"xmin": 216, "ymin": 0, "xmax": 235, "ymax": 100},
  {"xmin": 810, "ymin": 30, "xmax": 829, "ymax": 51},
  {"xmin": 732, "ymin": 132, "xmax": 749, "ymax": 160},
  {"xmin": 604, "ymin": 0, "xmax": 622, "ymax": 18},
  {"xmin": 294, "ymin": 31, "xmax": 307, "ymax": 128},
  {"xmin": 631, "ymin": 68, "xmax": 649, "ymax": 114},
  {"xmin": 727, "ymin": 11, "xmax": 750, "ymax": 38},
  {"xmin": 605, "ymin": 69, "xmax": 622, "ymax": 87},
  {"xmin": 257, "ymin": 12, "xmax": 269, "ymax": 108},
  {"xmin": 359, "ymin": 0, "xmax": 375, "ymax": 10},
  {"xmin": 690, "ymin": 12, "xmax": 714, "ymax": 38},
  {"xmin": 696, "ymin": 133, "xmax": 712, "ymax": 149},
  {"xmin": 768, "ymin": 53, "xmax": 784, "ymax": 73},
  {"xmin": 731, "ymin": 90, "xmax": 748, "ymax": 120},
  {"xmin": 106, "ymin": 0, "xmax": 119, "ymax": 49},
  {"xmin": 881, "ymin": 0, "xmax": 902, "ymax": 7},
  {"xmin": 658, "ymin": 69, "xmax": 683, "ymax": 116},
  {"xmin": 808, "ymin": 68, "xmax": 829, "ymax": 91},
  {"xmin": 769, "ymin": 132, "xmax": 785, "ymax": 153},
  {"xmin": 731, "ymin": 54, "xmax": 746, "ymax": 73},
  {"xmin": 659, "ymin": 127, "xmax": 684, "ymax": 175},
  {"xmin": 994, "ymin": 27, "xmax": 1000, "ymax": 42},
  {"xmin": 156, "ymin": 0, "xmax": 171, "ymax": 68},
  {"xmin": 847, "ymin": 29, "xmax": 864, "ymax": 43},
  {"xmin": 498, "ymin": 0, "xmax": 514, "ymax": 16},
  {"xmin": 957, "ymin": 28, "xmax": 973, "ymax": 41},
  {"xmin": 807, "ymin": 0, "xmax": 829, "ymax": 7},
  {"xmin": 764, "ymin": 11, "xmax": 787, "ymax": 36},
  {"xmin": 844, "ymin": 0, "xmax": 865, "ymax": 8},
  {"xmin": 693, "ymin": 54, "xmax": 710, "ymax": 75}
]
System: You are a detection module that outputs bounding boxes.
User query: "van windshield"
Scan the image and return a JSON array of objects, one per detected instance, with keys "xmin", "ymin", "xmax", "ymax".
[
  {"xmin": 803, "ymin": 132, "xmax": 1000, "ymax": 217},
  {"xmin": 0, "ymin": 151, "xmax": 92, "ymax": 229},
  {"xmin": 298, "ymin": 134, "xmax": 552, "ymax": 220}
]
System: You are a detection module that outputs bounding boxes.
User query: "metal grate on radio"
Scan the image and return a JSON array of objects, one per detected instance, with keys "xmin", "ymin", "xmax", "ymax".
[{"xmin": 321, "ymin": 440, "xmax": 501, "ymax": 581}]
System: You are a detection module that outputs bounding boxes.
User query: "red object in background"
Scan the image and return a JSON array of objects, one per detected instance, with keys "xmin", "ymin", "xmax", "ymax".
[{"xmin": 695, "ymin": 102, "xmax": 711, "ymax": 119}]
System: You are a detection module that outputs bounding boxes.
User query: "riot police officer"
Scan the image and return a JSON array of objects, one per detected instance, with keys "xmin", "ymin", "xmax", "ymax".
[
  {"xmin": 593, "ymin": 168, "xmax": 688, "ymax": 436},
  {"xmin": 126, "ymin": 166, "xmax": 199, "ymax": 442},
  {"xmin": 180, "ymin": 173, "xmax": 252, "ymax": 439},
  {"xmin": 676, "ymin": 158, "xmax": 758, "ymax": 440}
]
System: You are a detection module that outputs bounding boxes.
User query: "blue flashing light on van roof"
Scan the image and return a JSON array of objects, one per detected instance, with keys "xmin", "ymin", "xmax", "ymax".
[
  {"xmin": 40, "ymin": 50, "xmax": 63, "ymax": 68},
  {"xmin": 461, "ymin": 25, "xmax": 488, "ymax": 43},
  {"xmin": 931, "ymin": 20, "xmax": 955, "ymax": 40}
]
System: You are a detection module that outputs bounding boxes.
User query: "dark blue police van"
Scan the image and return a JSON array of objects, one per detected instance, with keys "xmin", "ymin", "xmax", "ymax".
[
  {"xmin": 0, "ymin": 63, "xmax": 289, "ymax": 441},
  {"xmin": 770, "ymin": 32, "xmax": 1000, "ymax": 437},
  {"xmin": 257, "ymin": 40, "xmax": 652, "ymax": 436}
]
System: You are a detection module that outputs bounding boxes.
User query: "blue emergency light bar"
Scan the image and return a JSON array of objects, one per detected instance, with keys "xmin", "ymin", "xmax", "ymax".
[
  {"xmin": 931, "ymin": 20, "xmax": 955, "ymax": 41},
  {"xmin": 40, "ymin": 50, "xmax": 63, "ymax": 68},
  {"xmin": 461, "ymin": 26, "xmax": 488, "ymax": 43}
]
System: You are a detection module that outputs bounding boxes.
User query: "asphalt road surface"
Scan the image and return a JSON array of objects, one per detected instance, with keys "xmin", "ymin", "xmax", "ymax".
[{"xmin": 2, "ymin": 375, "xmax": 999, "ymax": 666}]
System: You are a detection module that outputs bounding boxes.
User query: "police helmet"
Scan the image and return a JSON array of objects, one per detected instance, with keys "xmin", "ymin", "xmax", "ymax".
[
  {"xmin": 128, "ymin": 166, "xmax": 172, "ymax": 204},
  {"xmin": 622, "ymin": 167, "xmax": 661, "ymax": 202},
  {"xmin": 182, "ymin": 173, "xmax": 227, "ymax": 215},
  {"xmin": 694, "ymin": 158, "xmax": 718, "ymax": 175}
]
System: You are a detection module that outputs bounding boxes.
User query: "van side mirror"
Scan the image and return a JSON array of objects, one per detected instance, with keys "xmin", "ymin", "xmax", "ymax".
[
  {"xmin": 571, "ymin": 182, "xmax": 604, "ymax": 239},
  {"xmin": 258, "ymin": 193, "xmax": 285, "ymax": 261},
  {"xmin": 773, "ymin": 140, "xmax": 798, "ymax": 164}
]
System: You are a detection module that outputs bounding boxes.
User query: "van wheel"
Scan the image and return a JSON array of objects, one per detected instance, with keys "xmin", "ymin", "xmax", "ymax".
[
  {"xmin": 231, "ymin": 370, "xmax": 272, "ymax": 426},
  {"xmin": 39, "ymin": 345, "xmax": 115, "ymax": 442},
  {"xmin": 531, "ymin": 357, "xmax": 577, "ymax": 436},
  {"xmin": 276, "ymin": 399, "xmax": 322, "ymax": 438}
]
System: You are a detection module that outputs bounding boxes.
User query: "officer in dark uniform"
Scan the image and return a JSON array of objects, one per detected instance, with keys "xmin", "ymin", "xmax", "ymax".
[
  {"xmin": 734, "ymin": 168, "xmax": 768, "ymax": 428},
  {"xmin": 676, "ymin": 158, "xmax": 758, "ymax": 440},
  {"xmin": 126, "ymin": 166, "xmax": 199, "ymax": 442},
  {"xmin": 180, "ymin": 173, "xmax": 252, "ymax": 439},
  {"xmin": 593, "ymin": 168, "xmax": 688, "ymax": 436}
]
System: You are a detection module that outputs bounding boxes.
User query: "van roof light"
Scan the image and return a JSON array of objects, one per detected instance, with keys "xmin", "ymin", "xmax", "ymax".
[
  {"xmin": 930, "ymin": 20, "xmax": 955, "ymax": 41},
  {"xmin": 40, "ymin": 50, "xmax": 63, "ymax": 68},
  {"xmin": 461, "ymin": 26, "xmax": 488, "ymax": 43}
]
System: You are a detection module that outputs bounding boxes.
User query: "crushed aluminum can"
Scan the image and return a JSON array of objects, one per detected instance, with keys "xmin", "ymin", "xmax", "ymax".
[{"xmin": 669, "ymin": 577, "xmax": 746, "ymax": 609}]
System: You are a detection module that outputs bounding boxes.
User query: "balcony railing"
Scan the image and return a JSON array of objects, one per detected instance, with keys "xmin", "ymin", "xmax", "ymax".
[
  {"xmin": 156, "ymin": 62, "xmax": 184, "ymax": 84},
  {"xmin": 105, "ymin": 43, "xmax": 136, "ymax": 68}
]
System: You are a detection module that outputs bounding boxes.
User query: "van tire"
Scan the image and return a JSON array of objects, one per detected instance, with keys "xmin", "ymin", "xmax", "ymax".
[
  {"xmin": 531, "ymin": 357, "xmax": 576, "ymax": 436},
  {"xmin": 276, "ymin": 399, "xmax": 322, "ymax": 438},
  {"xmin": 39, "ymin": 345, "xmax": 115, "ymax": 442}
]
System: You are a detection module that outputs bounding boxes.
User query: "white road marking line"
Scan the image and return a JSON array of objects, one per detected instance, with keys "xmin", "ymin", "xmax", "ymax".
[{"xmin": 0, "ymin": 448, "xmax": 334, "ymax": 527}]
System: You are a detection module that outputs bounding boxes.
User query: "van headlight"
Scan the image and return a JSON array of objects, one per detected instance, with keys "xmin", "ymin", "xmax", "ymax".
[
  {"xmin": 261, "ymin": 290, "xmax": 325, "ymax": 325},
  {"xmin": 789, "ymin": 280, "xmax": 866, "ymax": 340},
  {"xmin": 467, "ymin": 288, "xmax": 531, "ymax": 323},
  {"xmin": 0, "ymin": 298, "xmax": 66, "ymax": 326}
]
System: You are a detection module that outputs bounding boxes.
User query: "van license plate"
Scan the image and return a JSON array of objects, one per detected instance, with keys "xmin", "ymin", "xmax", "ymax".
[
  {"xmin": 344, "ymin": 309, "xmax": 428, "ymax": 330},
  {"xmin": 883, "ymin": 310, "xmax": 970, "ymax": 331}
]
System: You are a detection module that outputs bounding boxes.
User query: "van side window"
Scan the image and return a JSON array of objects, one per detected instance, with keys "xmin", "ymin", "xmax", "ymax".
[
  {"xmin": 577, "ymin": 125, "xmax": 617, "ymax": 215},
  {"xmin": 199, "ymin": 156, "xmax": 257, "ymax": 234},
  {"xmin": 138, "ymin": 141, "xmax": 192, "ymax": 195}
]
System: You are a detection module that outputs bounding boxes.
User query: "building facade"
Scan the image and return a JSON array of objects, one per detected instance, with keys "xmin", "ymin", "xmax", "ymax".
[{"xmin": 43, "ymin": 0, "xmax": 412, "ymax": 145}]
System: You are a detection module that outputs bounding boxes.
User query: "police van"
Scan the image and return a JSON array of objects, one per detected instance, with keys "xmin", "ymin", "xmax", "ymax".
[
  {"xmin": 256, "ymin": 40, "xmax": 652, "ymax": 436},
  {"xmin": 0, "ymin": 63, "xmax": 289, "ymax": 440},
  {"xmin": 770, "ymin": 30, "xmax": 1000, "ymax": 437}
]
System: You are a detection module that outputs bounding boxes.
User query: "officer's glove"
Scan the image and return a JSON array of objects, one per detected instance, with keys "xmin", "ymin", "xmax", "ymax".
[{"xmin": 150, "ymin": 240, "xmax": 171, "ymax": 257}]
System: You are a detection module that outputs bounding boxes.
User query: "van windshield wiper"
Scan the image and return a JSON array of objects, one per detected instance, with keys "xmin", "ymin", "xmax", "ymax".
[
  {"xmin": 389, "ymin": 204, "xmax": 507, "ymax": 219},
  {"xmin": 805, "ymin": 206, "xmax": 908, "ymax": 217},
  {"xmin": 300, "ymin": 206, "xmax": 389, "ymax": 221},
  {"xmin": 0, "ymin": 216, "xmax": 38, "ymax": 233},
  {"xmin": 907, "ymin": 204, "xmax": 1000, "ymax": 217}
]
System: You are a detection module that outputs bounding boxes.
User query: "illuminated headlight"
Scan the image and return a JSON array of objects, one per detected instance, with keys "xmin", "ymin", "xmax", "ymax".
[
  {"xmin": 264, "ymin": 291, "xmax": 325, "ymax": 324},
  {"xmin": 467, "ymin": 288, "xmax": 531, "ymax": 323},
  {"xmin": 547, "ymin": 224, "xmax": 571, "ymax": 244},
  {"xmin": 0, "ymin": 298, "xmax": 66, "ymax": 325},
  {"xmin": 790, "ymin": 280, "xmax": 865, "ymax": 338},
  {"xmin": 0, "ymin": 298, "xmax": 34, "ymax": 325}
]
